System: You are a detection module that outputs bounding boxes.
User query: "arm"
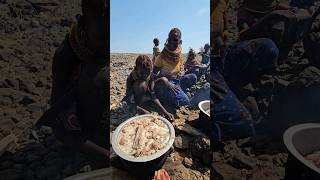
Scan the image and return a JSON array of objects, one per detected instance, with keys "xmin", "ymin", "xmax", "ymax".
[
  {"xmin": 81, "ymin": 140, "xmax": 110, "ymax": 162},
  {"xmin": 122, "ymin": 74, "xmax": 135, "ymax": 102}
]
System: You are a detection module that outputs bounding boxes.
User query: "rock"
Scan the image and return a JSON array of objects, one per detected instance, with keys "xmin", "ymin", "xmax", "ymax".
[
  {"xmin": 31, "ymin": 20, "xmax": 40, "ymax": 28},
  {"xmin": 183, "ymin": 157, "xmax": 193, "ymax": 168},
  {"xmin": 243, "ymin": 96, "xmax": 260, "ymax": 119},
  {"xmin": 212, "ymin": 152, "xmax": 223, "ymax": 162},
  {"xmin": 275, "ymin": 78, "xmax": 290, "ymax": 89},
  {"xmin": 241, "ymin": 83, "xmax": 256, "ymax": 96},
  {"xmin": 213, "ymin": 162, "xmax": 244, "ymax": 180},
  {"xmin": 163, "ymin": 159, "xmax": 191, "ymax": 180},
  {"xmin": 19, "ymin": 95, "xmax": 35, "ymax": 106},
  {"xmin": 230, "ymin": 153, "xmax": 256, "ymax": 170},
  {"xmin": 174, "ymin": 134, "xmax": 191, "ymax": 150},
  {"xmin": 40, "ymin": 126, "xmax": 53, "ymax": 135},
  {"xmin": 177, "ymin": 124, "xmax": 206, "ymax": 137},
  {"xmin": 0, "ymin": 134, "xmax": 18, "ymax": 156},
  {"xmin": 190, "ymin": 137, "xmax": 212, "ymax": 165},
  {"xmin": 258, "ymin": 76, "xmax": 275, "ymax": 95},
  {"xmin": 0, "ymin": 96, "xmax": 12, "ymax": 105}
]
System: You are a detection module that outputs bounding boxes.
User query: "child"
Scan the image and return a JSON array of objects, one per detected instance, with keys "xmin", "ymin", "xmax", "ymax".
[
  {"xmin": 123, "ymin": 55, "xmax": 174, "ymax": 121},
  {"xmin": 184, "ymin": 48, "xmax": 207, "ymax": 79},
  {"xmin": 152, "ymin": 38, "xmax": 161, "ymax": 64}
]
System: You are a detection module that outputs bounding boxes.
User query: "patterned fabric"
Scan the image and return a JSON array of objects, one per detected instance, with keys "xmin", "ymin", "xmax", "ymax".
[
  {"xmin": 154, "ymin": 45, "xmax": 184, "ymax": 78},
  {"xmin": 224, "ymin": 38, "xmax": 279, "ymax": 92},
  {"xmin": 211, "ymin": 67, "xmax": 255, "ymax": 141}
]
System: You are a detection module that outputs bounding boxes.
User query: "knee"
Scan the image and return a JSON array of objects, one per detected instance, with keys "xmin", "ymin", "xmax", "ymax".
[
  {"xmin": 261, "ymin": 38, "xmax": 279, "ymax": 60},
  {"xmin": 155, "ymin": 77, "xmax": 169, "ymax": 86},
  {"xmin": 190, "ymin": 73, "xmax": 197, "ymax": 82}
]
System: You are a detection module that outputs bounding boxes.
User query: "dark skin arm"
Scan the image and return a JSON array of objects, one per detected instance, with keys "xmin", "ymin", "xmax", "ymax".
[
  {"xmin": 149, "ymin": 80, "xmax": 174, "ymax": 120},
  {"xmin": 153, "ymin": 66, "xmax": 180, "ymax": 95},
  {"xmin": 122, "ymin": 74, "xmax": 135, "ymax": 102}
]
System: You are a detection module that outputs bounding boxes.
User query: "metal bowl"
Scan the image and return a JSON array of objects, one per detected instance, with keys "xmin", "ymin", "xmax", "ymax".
[
  {"xmin": 111, "ymin": 114, "xmax": 175, "ymax": 179},
  {"xmin": 283, "ymin": 123, "xmax": 320, "ymax": 179}
]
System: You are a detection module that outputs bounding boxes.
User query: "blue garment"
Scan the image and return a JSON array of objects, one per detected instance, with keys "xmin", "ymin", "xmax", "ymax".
[
  {"xmin": 157, "ymin": 74, "xmax": 197, "ymax": 107},
  {"xmin": 179, "ymin": 73, "xmax": 197, "ymax": 91},
  {"xmin": 201, "ymin": 51, "xmax": 210, "ymax": 64},
  {"xmin": 224, "ymin": 38, "xmax": 279, "ymax": 92},
  {"xmin": 211, "ymin": 68, "xmax": 255, "ymax": 142}
]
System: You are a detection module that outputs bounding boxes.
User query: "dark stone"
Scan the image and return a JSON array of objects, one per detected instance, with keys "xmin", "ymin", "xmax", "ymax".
[
  {"xmin": 19, "ymin": 96, "xmax": 35, "ymax": 106},
  {"xmin": 243, "ymin": 96, "xmax": 260, "ymax": 119},
  {"xmin": 190, "ymin": 137, "xmax": 212, "ymax": 165}
]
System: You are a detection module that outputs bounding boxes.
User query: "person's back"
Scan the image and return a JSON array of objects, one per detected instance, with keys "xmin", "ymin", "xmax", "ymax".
[{"xmin": 45, "ymin": 0, "xmax": 109, "ymax": 168}]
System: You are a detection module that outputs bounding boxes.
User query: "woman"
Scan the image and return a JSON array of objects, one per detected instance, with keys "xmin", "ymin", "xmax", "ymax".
[{"xmin": 153, "ymin": 28, "xmax": 197, "ymax": 108}]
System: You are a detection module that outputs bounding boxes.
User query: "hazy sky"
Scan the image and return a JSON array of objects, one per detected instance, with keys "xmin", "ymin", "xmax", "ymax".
[{"xmin": 111, "ymin": 0, "xmax": 210, "ymax": 53}]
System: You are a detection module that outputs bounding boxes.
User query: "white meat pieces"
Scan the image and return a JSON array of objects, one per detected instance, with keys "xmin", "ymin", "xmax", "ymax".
[
  {"xmin": 118, "ymin": 116, "xmax": 170, "ymax": 157},
  {"xmin": 305, "ymin": 150, "xmax": 320, "ymax": 168}
]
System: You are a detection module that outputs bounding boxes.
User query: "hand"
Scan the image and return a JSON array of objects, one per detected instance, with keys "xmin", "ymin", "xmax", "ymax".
[
  {"xmin": 165, "ymin": 112, "xmax": 175, "ymax": 121},
  {"xmin": 153, "ymin": 169, "xmax": 170, "ymax": 180},
  {"xmin": 169, "ymin": 83, "xmax": 180, "ymax": 95}
]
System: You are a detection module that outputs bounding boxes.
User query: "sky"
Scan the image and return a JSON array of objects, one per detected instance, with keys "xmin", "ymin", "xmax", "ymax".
[{"xmin": 111, "ymin": 0, "xmax": 210, "ymax": 53}]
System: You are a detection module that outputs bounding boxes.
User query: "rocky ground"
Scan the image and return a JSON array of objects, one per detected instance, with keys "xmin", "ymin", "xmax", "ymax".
[
  {"xmin": 0, "ymin": 0, "xmax": 102, "ymax": 179},
  {"xmin": 109, "ymin": 53, "xmax": 211, "ymax": 180}
]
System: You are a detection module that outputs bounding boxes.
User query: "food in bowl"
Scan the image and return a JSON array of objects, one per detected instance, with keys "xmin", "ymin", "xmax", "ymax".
[
  {"xmin": 117, "ymin": 115, "xmax": 170, "ymax": 157},
  {"xmin": 305, "ymin": 150, "xmax": 320, "ymax": 168}
]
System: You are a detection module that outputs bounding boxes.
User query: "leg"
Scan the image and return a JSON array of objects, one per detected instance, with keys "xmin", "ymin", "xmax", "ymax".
[
  {"xmin": 155, "ymin": 77, "xmax": 190, "ymax": 108},
  {"xmin": 224, "ymin": 38, "xmax": 279, "ymax": 93},
  {"xmin": 211, "ymin": 69, "xmax": 255, "ymax": 141},
  {"xmin": 179, "ymin": 73, "xmax": 197, "ymax": 91}
]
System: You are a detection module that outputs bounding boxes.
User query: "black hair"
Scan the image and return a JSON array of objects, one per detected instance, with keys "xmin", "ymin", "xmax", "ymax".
[{"xmin": 168, "ymin": 28, "xmax": 181, "ymax": 40}]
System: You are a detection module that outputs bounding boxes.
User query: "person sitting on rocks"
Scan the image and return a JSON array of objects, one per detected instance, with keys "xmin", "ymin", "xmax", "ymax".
[
  {"xmin": 210, "ymin": 56, "xmax": 256, "ymax": 142},
  {"xmin": 201, "ymin": 43, "xmax": 211, "ymax": 65},
  {"xmin": 38, "ymin": 0, "xmax": 109, "ymax": 168},
  {"xmin": 153, "ymin": 28, "xmax": 197, "ymax": 108},
  {"xmin": 122, "ymin": 55, "xmax": 174, "ymax": 121},
  {"xmin": 152, "ymin": 38, "xmax": 161, "ymax": 64},
  {"xmin": 237, "ymin": 0, "xmax": 290, "ymax": 32},
  {"xmin": 213, "ymin": 0, "xmax": 281, "ymax": 94},
  {"xmin": 184, "ymin": 48, "xmax": 207, "ymax": 79}
]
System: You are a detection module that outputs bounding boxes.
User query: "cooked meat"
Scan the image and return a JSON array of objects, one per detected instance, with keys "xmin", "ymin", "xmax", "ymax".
[{"xmin": 118, "ymin": 116, "xmax": 170, "ymax": 157}]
